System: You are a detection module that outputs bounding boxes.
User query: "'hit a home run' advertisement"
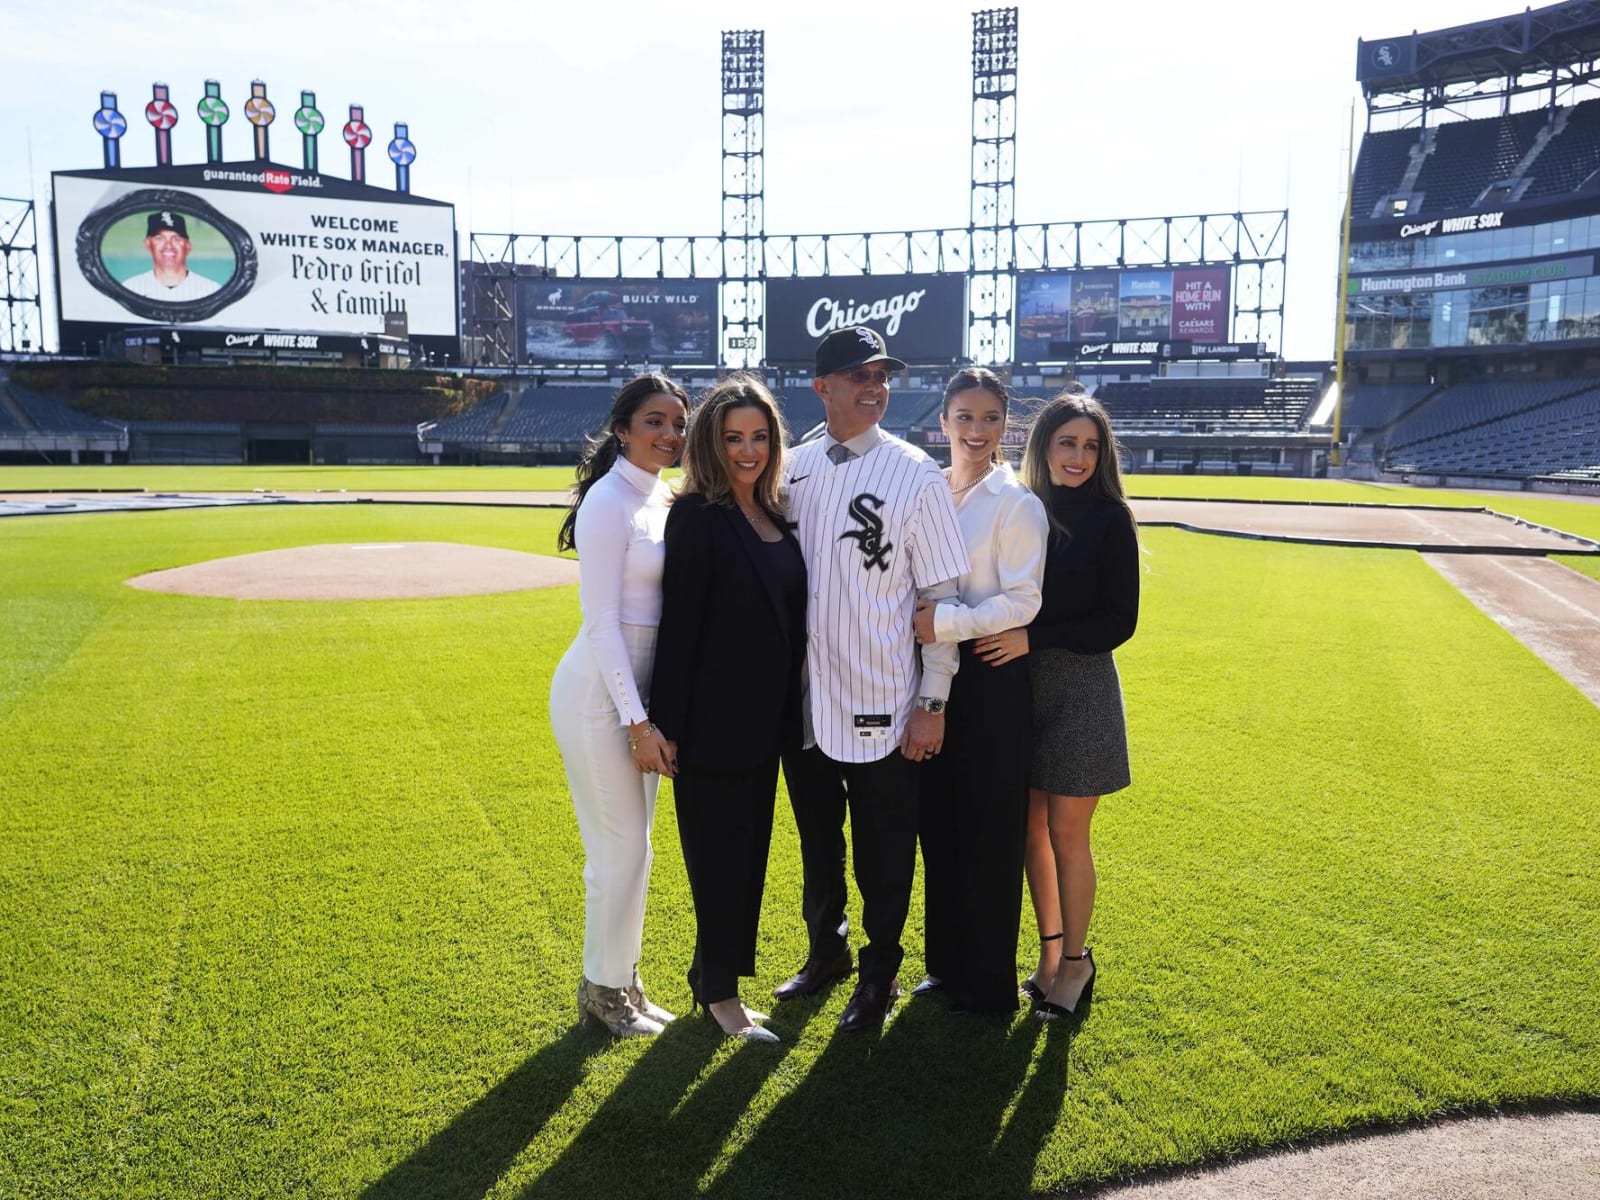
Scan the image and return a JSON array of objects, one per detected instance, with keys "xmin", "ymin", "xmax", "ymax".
[{"xmin": 52, "ymin": 164, "xmax": 459, "ymax": 357}]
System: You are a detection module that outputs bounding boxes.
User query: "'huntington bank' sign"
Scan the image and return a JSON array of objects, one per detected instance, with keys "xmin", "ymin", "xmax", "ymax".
[{"xmin": 1348, "ymin": 255, "xmax": 1596, "ymax": 295}]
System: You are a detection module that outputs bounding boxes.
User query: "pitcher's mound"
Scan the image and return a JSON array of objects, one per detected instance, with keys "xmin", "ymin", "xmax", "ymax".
[{"xmin": 127, "ymin": 542, "xmax": 579, "ymax": 600}]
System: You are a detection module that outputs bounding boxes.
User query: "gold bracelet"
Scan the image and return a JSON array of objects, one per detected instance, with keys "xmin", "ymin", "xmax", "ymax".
[{"xmin": 628, "ymin": 721, "xmax": 656, "ymax": 751}]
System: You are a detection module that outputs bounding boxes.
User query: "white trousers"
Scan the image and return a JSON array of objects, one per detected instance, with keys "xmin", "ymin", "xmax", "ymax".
[{"xmin": 549, "ymin": 622, "xmax": 660, "ymax": 989}]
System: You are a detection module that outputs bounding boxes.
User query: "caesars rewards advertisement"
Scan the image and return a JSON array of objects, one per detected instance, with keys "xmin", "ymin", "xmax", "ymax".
[{"xmin": 52, "ymin": 166, "xmax": 458, "ymax": 341}]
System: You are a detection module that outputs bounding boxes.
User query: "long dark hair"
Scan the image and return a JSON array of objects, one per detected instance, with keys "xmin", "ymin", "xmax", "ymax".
[
  {"xmin": 556, "ymin": 372, "xmax": 690, "ymax": 553},
  {"xmin": 1021, "ymin": 391, "xmax": 1134, "ymax": 537},
  {"xmin": 678, "ymin": 372, "xmax": 790, "ymax": 517},
  {"xmin": 941, "ymin": 366, "xmax": 1011, "ymax": 464}
]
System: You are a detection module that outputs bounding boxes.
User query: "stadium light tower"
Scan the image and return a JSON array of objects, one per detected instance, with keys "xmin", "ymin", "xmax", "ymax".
[
  {"xmin": 0, "ymin": 197, "xmax": 44, "ymax": 355},
  {"xmin": 970, "ymin": 8, "xmax": 1018, "ymax": 365},
  {"xmin": 721, "ymin": 29, "xmax": 764, "ymax": 370}
]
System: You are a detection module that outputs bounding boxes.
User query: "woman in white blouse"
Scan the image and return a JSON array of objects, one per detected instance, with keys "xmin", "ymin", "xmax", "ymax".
[
  {"xmin": 911, "ymin": 367, "xmax": 1049, "ymax": 1013},
  {"xmin": 551, "ymin": 373, "xmax": 690, "ymax": 1038}
]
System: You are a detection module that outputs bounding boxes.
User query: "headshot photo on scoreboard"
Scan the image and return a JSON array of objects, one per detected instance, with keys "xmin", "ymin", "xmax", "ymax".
[{"xmin": 74, "ymin": 187, "xmax": 257, "ymax": 323}]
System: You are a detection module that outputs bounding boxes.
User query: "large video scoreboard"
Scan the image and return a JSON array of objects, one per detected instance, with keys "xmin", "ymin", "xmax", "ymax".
[
  {"xmin": 53, "ymin": 164, "xmax": 459, "ymax": 359},
  {"xmin": 1014, "ymin": 266, "xmax": 1232, "ymax": 361}
]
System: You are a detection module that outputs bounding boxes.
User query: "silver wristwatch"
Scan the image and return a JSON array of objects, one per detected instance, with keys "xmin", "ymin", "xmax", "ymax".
[{"xmin": 916, "ymin": 696, "xmax": 947, "ymax": 715}]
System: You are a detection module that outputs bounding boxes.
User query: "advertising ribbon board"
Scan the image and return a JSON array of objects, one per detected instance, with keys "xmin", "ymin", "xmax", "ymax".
[
  {"xmin": 516, "ymin": 278, "xmax": 716, "ymax": 365},
  {"xmin": 1016, "ymin": 267, "xmax": 1231, "ymax": 359}
]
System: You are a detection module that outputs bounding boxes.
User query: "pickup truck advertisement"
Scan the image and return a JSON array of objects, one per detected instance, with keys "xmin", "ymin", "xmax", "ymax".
[{"xmin": 516, "ymin": 278, "xmax": 717, "ymax": 365}]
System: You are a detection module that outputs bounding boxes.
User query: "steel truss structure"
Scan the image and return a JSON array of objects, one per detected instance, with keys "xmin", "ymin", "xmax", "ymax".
[
  {"xmin": 721, "ymin": 31, "xmax": 764, "ymax": 371},
  {"xmin": 463, "ymin": 13, "xmax": 1287, "ymax": 368},
  {"xmin": 1359, "ymin": 0, "xmax": 1600, "ymax": 128},
  {"xmin": 970, "ymin": 8, "xmax": 1018, "ymax": 365},
  {"xmin": 466, "ymin": 210, "xmax": 1287, "ymax": 365},
  {"xmin": 0, "ymin": 198, "xmax": 43, "ymax": 355}
]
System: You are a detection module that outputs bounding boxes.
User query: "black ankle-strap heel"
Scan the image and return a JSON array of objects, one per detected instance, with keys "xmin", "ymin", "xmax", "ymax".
[
  {"xmin": 1020, "ymin": 933, "xmax": 1064, "ymax": 1003},
  {"xmin": 1035, "ymin": 947, "xmax": 1095, "ymax": 1023}
]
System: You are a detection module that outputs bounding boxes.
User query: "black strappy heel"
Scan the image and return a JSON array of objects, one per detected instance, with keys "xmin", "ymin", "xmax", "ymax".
[
  {"xmin": 1020, "ymin": 933, "xmax": 1063, "ymax": 1003},
  {"xmin": 1034, "ymin": 947, "xmax": 1095, "ymax": 1022}
]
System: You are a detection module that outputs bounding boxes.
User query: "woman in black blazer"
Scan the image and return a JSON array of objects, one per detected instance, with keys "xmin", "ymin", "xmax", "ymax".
[{"xmin": 651, "ymin": 373, "xmax": 806, "ymax": 1044}]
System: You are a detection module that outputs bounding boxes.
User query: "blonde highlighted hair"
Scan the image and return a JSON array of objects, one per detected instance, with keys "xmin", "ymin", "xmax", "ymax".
[{"xmin": 678, "ymin": 372, "xmax": 791, "ymax": 517}]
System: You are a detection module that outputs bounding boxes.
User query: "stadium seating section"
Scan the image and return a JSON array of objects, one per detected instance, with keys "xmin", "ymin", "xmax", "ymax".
[
  {"xmin": 1412, "ymin": 110, "xmax": 1548, "ymax": 212},
  {"xmin": 1378, "ymin": 380, "xmax": 1600, "ymax": 478},
  {"xmin": 422, "ymin": 381, "xmax": 947, "ymax": 449},
  {"xmin": 496, "ymin": 386, "xmax": 616, "ymax": 444},
  {"xmin": 1352, "ymin": 126, "xmax": 1422, "ymax": 218},
  {"xmin": 1524, "ymin": 98, "xmax": 1600, "ymax": 201},
  {"xmin": 423, "ymin": 392, "xmax": 513, "ymax": 443},
  {"xmin": 1387, "ymin": 379, "xmax": 1585, "ymax": 448},
  {"xmin": 2, "ymin": 379, "xmax": 123, "ymax": 435},
  {"xmin": 1096, "ymin": 378, "xmax": 1317, "ymax": 430},
  {"xmin": 1340, "ymin": 383, "xmax": 1437, "ymax": 430},
  {"xmin": 1356, "ymin": 99, "xmax": 1600, "ymax": 215}
]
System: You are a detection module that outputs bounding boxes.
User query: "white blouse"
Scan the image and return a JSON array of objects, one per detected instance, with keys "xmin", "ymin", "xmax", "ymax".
[
  {"xmin": 931, "ymin": 461, "xmax": 1048, "ymax": 643},
  {"xmin": 573, "ymin": 454, "xmax": 672, "ymax": 726}
]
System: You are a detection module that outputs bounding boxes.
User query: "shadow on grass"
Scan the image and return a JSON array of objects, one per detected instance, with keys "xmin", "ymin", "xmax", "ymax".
[
  {"xmin": 515, "ymin": 998, "xmax": 828, "ymax": 1199},
  {"xmin": 696, "ymin": 997, "xmax": 1079, "ymax": 1200},
  {"xmin": 365, "ymin": 995, "xmax": 1079, "ymax": 1200},
  {"xmin": 360, "ymin": 1026, "xmax": 607, "ymax": 1200}
]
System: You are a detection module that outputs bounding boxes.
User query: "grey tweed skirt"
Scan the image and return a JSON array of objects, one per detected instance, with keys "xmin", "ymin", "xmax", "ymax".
[{"xmin": 1029, "ymin": 648, "xmax": 1131, "ymax": 797}]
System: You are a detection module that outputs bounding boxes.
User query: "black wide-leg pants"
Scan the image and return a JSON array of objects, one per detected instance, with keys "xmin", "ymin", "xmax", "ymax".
[
  {"xmin": 918, "ymin": 644, "xmax": 1031, "ymax": 1012},
  {"xmin": 673, "ymin": 758, "xmax": 778, "ymax": 1004},
  {"xmin": 782, "ymin": 743, "xmax": 918, "ymax": 988}
]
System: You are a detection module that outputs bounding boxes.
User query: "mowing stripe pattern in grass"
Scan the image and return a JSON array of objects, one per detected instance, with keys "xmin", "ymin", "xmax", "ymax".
[{"xmin": 1, "ymin": 505, "xmax": 1596, "ymax": 1199}]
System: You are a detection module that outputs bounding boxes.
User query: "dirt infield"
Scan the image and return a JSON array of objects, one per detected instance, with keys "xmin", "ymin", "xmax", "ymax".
[
  {"xmin": 38, "ymin": 491, "xmax": 1597, "ymax": 705},
  {"xmin": 1085, "ymin": 1110, "xmax": 1600, "ymax": 1200},
  {"xmin": 1132, "ymin": 500, "xmax": 1587, "ymax": 553},
  {"xmin": 1424, "ymin": 555, "xmax": 1600, "ymax": 706},
  {"xmin": 126, "ymin": 542, "xmax": 578, "ymax": 600}
]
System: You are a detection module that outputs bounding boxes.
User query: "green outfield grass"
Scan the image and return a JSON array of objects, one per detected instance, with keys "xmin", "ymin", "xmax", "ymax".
[
  {"xmin": 2, "ymin": 505, "xmax": 1599, "ymax": 1200},
  {"xmin": 0, "ymin": 464, "xmax": 579, "ymax": 493}
]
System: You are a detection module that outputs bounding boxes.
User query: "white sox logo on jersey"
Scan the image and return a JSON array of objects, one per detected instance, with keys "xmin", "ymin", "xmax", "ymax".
[{"xmin": 839, "ymin": 492, "xmax": 893, "ymax": 570}]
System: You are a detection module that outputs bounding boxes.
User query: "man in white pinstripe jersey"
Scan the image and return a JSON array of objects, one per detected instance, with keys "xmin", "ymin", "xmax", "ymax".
[{"xmin": 773, "ymin": 325, "xmax": 970, "ymax": 1032}]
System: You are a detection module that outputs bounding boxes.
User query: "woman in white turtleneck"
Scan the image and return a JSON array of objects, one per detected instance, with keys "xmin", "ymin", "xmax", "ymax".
[{"xmin": 551, "ymin": 372, "xmax": 689, "ymax": 1039}]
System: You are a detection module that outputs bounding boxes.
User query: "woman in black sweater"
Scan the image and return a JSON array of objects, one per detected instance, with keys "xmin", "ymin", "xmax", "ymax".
[{"xmin": 974, "ymin": 392, "xmax": 1138, "ymax": 1022}]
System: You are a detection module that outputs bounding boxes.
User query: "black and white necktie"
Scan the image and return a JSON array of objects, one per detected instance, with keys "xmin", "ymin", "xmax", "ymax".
[{"xmin": 827, "ymin": 443, "xmax": 855, "ymax": 466}]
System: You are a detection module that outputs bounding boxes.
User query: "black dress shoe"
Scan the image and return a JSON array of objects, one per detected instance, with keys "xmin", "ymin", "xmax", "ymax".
[
  {"xmin": 837, "ymin": 979, "xmax": 902, "ymax": 1032},
  {"xmin": 772, "ymin": 949, "xmax": 853, "ymax": 1001},
  {"xmin": 910, "ymin": 976, "xmax": 944, "ymax": 997}
]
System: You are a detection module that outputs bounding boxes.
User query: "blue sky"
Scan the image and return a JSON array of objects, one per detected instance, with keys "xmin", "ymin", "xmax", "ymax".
[{"xmin": 0, "ymin": 0, "xmax": 1511, "ymax": 356}]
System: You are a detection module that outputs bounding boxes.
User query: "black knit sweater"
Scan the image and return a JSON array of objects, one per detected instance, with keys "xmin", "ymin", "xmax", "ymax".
[{"xmin": 1029, "ymin": 483, "xmax": 1140, "ymax": 655}]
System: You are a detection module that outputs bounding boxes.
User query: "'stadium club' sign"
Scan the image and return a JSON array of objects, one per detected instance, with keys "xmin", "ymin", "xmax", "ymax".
[
  {"xmin": 764, "ymin": 274, "xmax": 967, "ymax": 363},
  {"xmin": 51, "ymin": 164, "xmax": 458, "ymax": 339}
]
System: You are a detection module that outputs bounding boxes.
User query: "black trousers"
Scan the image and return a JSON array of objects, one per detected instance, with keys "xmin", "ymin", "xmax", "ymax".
[
  {"xmin": 673, "ymin": 758, "xmax": 778, "ymax": 1004},
  {"xmin": 782, "ymin": 743, "xmax": 918, "ymax": 987},
  {"xmin": 918, "ymin": 644, "xmax": 1031, "ymax": 1012}
]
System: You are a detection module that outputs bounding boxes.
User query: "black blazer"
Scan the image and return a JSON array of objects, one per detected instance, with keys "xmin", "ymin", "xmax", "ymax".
[{"xmin": 650, "ymin": 492, "xmax": 806, "ymax": 772}]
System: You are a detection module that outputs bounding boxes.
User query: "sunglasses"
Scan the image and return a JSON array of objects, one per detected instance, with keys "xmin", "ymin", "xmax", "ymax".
[{"xmin": 841, "ymin": 366, "xmax": 895, "ymax": 385}]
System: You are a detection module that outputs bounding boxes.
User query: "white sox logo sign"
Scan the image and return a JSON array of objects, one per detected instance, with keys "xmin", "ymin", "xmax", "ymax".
[{"xmin": 839, "ymin": 492, "xmax": 893, "ymax": 570}]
